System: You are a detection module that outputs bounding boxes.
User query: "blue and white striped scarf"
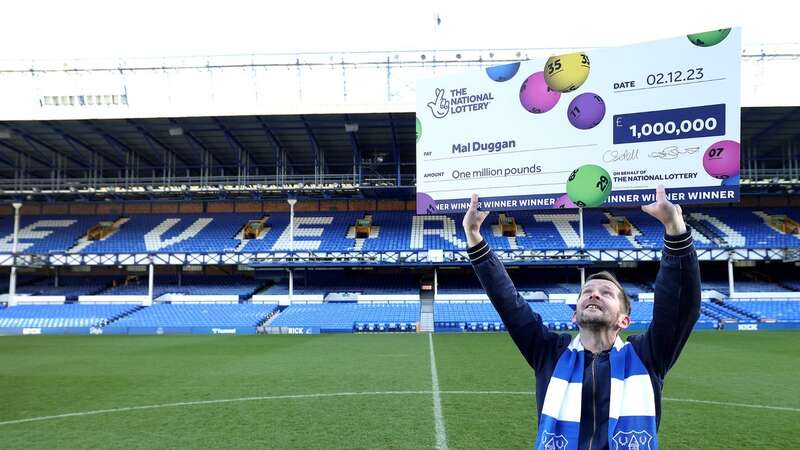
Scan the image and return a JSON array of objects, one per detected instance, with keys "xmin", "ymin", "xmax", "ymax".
[{"xmin": 535, "ymin": 335, "xmax": 658, "ymax": 450}]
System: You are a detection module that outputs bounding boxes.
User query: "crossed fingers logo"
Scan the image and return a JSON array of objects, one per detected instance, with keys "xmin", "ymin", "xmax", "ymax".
[{"xmin": 427, "ymin": 88, "xmax": 449, "ymax": 119}]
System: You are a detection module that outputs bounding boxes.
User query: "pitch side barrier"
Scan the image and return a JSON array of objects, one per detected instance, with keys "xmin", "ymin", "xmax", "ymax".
[{"xmin": 0, "ymin": 326, "xmax": 258, "ymax": 336}]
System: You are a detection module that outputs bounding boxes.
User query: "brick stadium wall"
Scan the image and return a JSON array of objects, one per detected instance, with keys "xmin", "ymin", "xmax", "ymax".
[
  {"xmin": 151, "ymin": 203, "xmax": 179, "ymax": 213},
  {"xmin": 97, "ymin": 203, "xmax": 124, "ymax": 215}
]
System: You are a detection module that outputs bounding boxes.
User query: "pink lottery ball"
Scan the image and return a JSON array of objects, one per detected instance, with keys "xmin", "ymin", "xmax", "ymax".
[
  {"xmin": 702, "ymin": 140, "xmax": 740, "ymax": 179},
  {"xmin": 553, "ymin": 194, "xmax": 577, "ymax": 209},
  {"xmin": 519, "ymin": 71, "xmax": 560, "ymax": 114}
]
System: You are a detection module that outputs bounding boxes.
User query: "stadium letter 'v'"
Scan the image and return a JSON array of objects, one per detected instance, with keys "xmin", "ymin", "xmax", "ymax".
[{"xmin": 144, "ymin": 218, "xmax": 213, "ymax": 252}]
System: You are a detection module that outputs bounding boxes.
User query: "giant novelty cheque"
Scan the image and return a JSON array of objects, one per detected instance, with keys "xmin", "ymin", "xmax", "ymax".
[{"xmin": 415, "ymin": 29, "xmax": 740, "ymax": 214}]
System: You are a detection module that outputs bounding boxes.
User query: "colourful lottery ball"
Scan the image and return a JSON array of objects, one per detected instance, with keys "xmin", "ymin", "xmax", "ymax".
[
  {"xmin": 722, "ymin": 175, "xmax": 740, "ymax": 186},
  {"xmin": 553, "ymin": 193, "xmax": 577, "ymax": 209},
  {"xmin": 519, "ymin": 72, "xmax": 560, "ymax": 114},
  {"xmin": 416, "ymin": 117, "xmax": 421, "ymax": 143},
  {"xmin": 567, "ymin": 93, "xmax": 606, "ymax": 130},
  {"xmin": 703, "ymin": 140, "xmax": 740, "ymax": 179},
  {"xmin": 687, "ymin": 29, "xmax": 731, "ymax": 47},
  {"xmin": 486, "ymin": 62, "xmax": 520, "ymax": 82},
  {"xmin": 416, "ymin": 192, "xmax": 438, "ymax": 214},
  {"xmin": 544, "ymin": 52, "xmax": 590, "ymax": 93},
  {"xmin": 566, "ymin": 164, "xmax": 612, "ymax": 208}
]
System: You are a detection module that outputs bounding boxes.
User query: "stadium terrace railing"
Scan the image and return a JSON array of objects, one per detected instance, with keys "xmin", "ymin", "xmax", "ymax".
[
  {"xmin": 0, "ymin": 247, "xmax": 794, "ymax": 267},
  {"xmin": 0, "ymin": 168, "xmax": 794, "ymax": 197},
  {"xmin": 0, "ymin": 174, "xmax": 389, "ymax": 196}
]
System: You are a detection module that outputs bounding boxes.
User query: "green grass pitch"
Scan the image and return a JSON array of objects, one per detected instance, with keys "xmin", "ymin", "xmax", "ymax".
[{"xmin": 1, "ymin": 331, "xmax": 798, "ymax": 449}]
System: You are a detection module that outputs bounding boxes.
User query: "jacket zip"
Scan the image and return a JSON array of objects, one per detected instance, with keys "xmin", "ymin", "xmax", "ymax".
[{"xmin": 588, "ymin": 354, "xmax": 597, "ymax": 450}]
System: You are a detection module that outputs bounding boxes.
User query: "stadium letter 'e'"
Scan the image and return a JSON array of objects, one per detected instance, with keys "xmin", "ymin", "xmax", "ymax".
[{"xmin": 271, "ymin": 217, "xmax": 334, "ymax": 251}]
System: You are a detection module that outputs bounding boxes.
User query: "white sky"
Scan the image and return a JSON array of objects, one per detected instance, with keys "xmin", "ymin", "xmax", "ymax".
[{"xmin": 2, "ymin": 0, "xmax": 799, "ymax": 60}]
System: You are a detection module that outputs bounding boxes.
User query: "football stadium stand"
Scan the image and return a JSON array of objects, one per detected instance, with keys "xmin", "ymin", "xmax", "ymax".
[
  {"xmin": 0, "ymin": 207, "xmax": 798, "ymax": 335},
  {"xmin": 105, "ymin": 303, "xmax": 279, "ymax": 330},
  {"xmin": 434, "ymin": 302, "xmax": 576, "ymax": 332},
  {"xmin": 261, "ymin": 272, "xmax": 419, "ymax": 295},
  {"xmin": 0, "ymin": 304, "xmax": 140, "ymax": 330},
  {"xmin": 0, "ymin": 208, "xmax": 796, "ymax": 254},
  {"xmin": 16, "ymin": 277, "xmax": 114, "ymax": 299},
  {"xmin": 268, "ymin": 303, "xmax": 420, "ymax": 333},
  {"xmin": 724, "ymin": 300, "xmax": 800, "ymax": 322},
  {"xmin": 99, "ymin": 275, "xmax": 262, "ymax": 299}
]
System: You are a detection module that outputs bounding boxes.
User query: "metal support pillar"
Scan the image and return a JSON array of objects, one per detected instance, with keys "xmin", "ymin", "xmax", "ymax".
[
  {"xmin": 8, "ymin": 202, "xmax": 22, "ymax": 307},
  {"xmin": 288, "ymin": 199, "xmax": 297, "ymax": 253},
  {"xmin": 728, "ymin": 258, "xmax": 735, "ymax": 296},
  {"xmin": 288, "ymin": 269, "xmax": 294, "ymax": 303},
  {"xmin": 147, "ymin": 262, "xmax": 155, "ymax": 306},
  {"xmin": 434, "ymin": 267, "xmax": 438, "ymax": 298}
]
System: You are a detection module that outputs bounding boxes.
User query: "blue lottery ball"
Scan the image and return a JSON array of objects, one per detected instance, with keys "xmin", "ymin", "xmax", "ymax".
[
  {"xmin": 486, "ymin": 62, "xmax": 521, "ymax": 82},
  {"xmin": 721, "ymin": 175, "xmax": 740, "ymax": 186}
]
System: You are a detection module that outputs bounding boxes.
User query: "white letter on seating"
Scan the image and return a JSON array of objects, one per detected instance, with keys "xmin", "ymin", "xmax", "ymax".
[
  {"xmin": 272, "ymin": 217, "xmax": 334, "ymax": 251},
  {"xmin": 144, "ymin": 218, "xmax": 213, "ymax": 251},
  {"xmin": 0, "ymin": 220, "xmax": 77, "ymax": 252},
  {"xmin": 410, "ymin": 215, "xmax": 466, "ymax": 249}
]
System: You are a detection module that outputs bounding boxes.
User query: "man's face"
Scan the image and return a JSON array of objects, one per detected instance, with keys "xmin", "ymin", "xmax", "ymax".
[{"xmin": 573, "ymin": 279, "xmax": 628, "ymax": 330}]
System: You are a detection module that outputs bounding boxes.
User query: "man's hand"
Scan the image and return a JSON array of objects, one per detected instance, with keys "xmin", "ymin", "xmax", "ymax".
[
  {"xmin": 463, "ymin": 193, "xmax": 490, "ymax": 247},
  {"xmin": 641, "ymin": 184, "xmax": 687, "ymax": 235}
]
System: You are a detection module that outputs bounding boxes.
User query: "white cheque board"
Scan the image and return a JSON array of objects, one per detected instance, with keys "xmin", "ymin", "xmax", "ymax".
[{"xmin": 415, "ymin": 29, "xmax": 740, "ymax": 214}]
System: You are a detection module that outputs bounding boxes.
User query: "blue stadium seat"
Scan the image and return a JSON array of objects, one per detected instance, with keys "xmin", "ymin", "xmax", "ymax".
[
  {"xmin": 0, "ymin": 208, "xmax": 796, "ymax": 254},
  {"xmin": 269, "ymin": 303, "xmax": 420, "ymax": 332},
  {"xmin": 723, "ymin": 300, "xmax": 800, "ymax": 322},
  {"xmin": 0, "ymin": 304, "xmax": 139, "ymax": 328},
  {"xmin": 106, "ymin": 303, "xmax": 278, "ymax": 328}
]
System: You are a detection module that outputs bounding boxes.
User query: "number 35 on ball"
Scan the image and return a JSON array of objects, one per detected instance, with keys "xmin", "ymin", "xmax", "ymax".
[{"xmin": 544, "ymin": 52, "xmax": 591, "ymax": 93}]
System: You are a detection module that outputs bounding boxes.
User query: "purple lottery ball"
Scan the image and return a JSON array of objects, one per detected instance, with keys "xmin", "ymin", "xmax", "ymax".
[
  {"xmin": 416, "ymin": 192, "xmax": 438, "ymax": 214},
  {"xmin": 553, "ymin": 194, "xmax": 577, "ymax": 209},
  {"xmin": 519, "ymin": 71, "xmax": 560, "ymax": 114},
  {"xmin": 703, "ymin": 140, "xmax": 740, "ymax": 179},
  {"xmin": 567, "ymin": 93, "xmax": 606, "ymax": 129}
]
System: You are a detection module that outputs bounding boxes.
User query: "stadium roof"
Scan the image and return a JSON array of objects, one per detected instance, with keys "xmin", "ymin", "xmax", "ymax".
[
  {"xmin": 0, "ymin": 107, "xmax": 796, "ymax": 200},
  {"xmin": 0, "ymin": 113, "xmax": 414, "ymax": 176}
]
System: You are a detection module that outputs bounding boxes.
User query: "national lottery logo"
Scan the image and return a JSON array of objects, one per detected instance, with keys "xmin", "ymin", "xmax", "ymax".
[
  {"xmin": 427, "ymin": 88, "xmax": 450, "ymax": 118},
  {"xmin": 427, "ymin": 87, "xmax": 494, "ymax": 119}
]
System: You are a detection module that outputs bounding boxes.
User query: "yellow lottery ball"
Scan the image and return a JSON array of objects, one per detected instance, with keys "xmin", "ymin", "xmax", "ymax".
[{"xmin": 544, "ymin": 52, "xmax": 590, "ymax": 93}]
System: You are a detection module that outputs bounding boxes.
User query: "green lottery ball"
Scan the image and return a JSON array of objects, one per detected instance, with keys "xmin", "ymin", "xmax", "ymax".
[
  {"xmin": 687, "ymin": 29, "xmax": 731, "ymax": 47},
  {"xmin": 566, "ymin": 164, "xmax": 612, "ymax": 208},
  {"xmin": 416, "ymin": 117, "xmax": 421, "ymax": 143}
]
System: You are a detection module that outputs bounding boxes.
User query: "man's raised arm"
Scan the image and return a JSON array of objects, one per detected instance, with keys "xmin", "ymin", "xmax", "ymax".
[
  {"xmin": 463, "ymin": 194, "xmax": 563, "ymax": 371},
  {"xmin": 638, "ymin": 185, "xmax": 702, "ymax": 377}
]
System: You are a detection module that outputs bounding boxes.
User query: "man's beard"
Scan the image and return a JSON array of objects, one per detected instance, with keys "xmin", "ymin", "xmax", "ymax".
[{"xmin": 576, "ymin": 311, "xmax": 613, "ymax": 330}]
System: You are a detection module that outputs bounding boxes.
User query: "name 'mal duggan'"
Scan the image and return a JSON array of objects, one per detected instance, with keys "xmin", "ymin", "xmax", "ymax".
[{"xmin": 452, "ymin": 139, "xmax": 516, "ymax": 154}]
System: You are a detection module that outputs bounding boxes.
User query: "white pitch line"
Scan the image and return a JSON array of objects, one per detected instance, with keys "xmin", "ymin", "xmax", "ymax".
[
  {"xmin": 0, "ymin": 390, "xmax": 797, "ymax": 428},
  {"xmin": 0, "ymin": 391, "xmax": 432, "ymax": 427},
  {"xmin": 663, "ymin": 397, "xmax": 800, "ymax": 412},
  {"xmin": 440, "ymin": 391, "xmax": 534, "ymax": 396},
  {"xmin": 428, "ymin": 332, "xmax": 448, "ymax": 450}
]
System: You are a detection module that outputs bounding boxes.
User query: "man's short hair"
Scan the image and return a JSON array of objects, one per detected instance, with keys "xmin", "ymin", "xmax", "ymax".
[{"xmin": 584, "ymin": 271, "xmax": 631, "ymax": 315}]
